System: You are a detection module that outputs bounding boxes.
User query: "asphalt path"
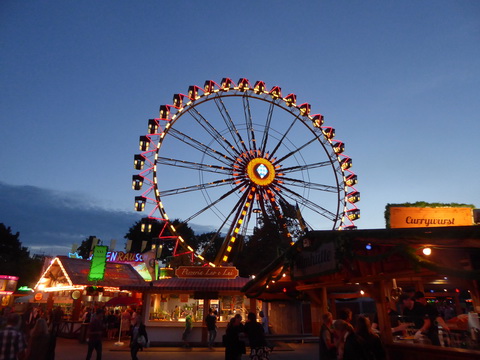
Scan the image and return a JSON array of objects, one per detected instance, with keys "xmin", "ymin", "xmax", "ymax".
[{"xmin": 55, "ymin": 338, "xmax": 319, "ymax": 360}]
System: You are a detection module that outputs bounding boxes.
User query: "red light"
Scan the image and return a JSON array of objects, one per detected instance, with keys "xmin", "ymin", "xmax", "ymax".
[
  {"xmin": 283, "ymin": 288, "xmax": 287, "ymax": 293},
  {"xmin": 455, "ymin": 288, "xmax": 460, "ymax": 293}
]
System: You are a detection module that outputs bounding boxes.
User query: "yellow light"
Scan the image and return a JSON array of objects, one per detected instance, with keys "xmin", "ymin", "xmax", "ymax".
[
  {"xmin": 234, "ymin": 228, "xmax": 239, "ymax": 233},
  {"xmin": 422, "ymin": 247, "xmax": 432, "ymax": 256},
  {"xmin": 223, "ymin": 255, "xmax": 228, "ymax": 262},
  {"xmin": 360, "ymin": 290, "xmax": 365, "ymax": 295},
  {"xmin": 246, "ymin": 158, "xmax": 276, "ymax": 186},
  {"xmin": 227, "ymin": 246, "xmax": 232, "ymax": 252}
]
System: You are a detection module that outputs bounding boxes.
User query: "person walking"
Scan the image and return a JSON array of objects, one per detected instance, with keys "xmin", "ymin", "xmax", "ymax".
[
  {"xmin": 205, "ymin": 308, "xmax": 217, "ymax": 349},
  {"xmin": 130, "ymin": 317, "xmax": 148, "ymax": 360},
  {"xmin": 0, "ymin": 313, "xmax": 26, "ymax": 360},
  {"xmin": 85, "ymin": 309, "xmax": 104, "ymax": 360},
  {"xmin": 244, "ymin": 312, "xmax": 270, "ymax": 360},
  {"xmin": 25, "ymin": 318, "xmax": 50, "ymax": 360}
]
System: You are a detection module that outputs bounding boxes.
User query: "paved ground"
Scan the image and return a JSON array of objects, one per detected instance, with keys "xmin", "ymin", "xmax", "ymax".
[{"xmin": 56, "ymin": 338, "xmax": 319, "ymax": 360}]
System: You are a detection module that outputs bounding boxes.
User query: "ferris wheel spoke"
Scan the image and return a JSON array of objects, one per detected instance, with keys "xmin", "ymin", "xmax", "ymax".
[
  {"xmin": 280, "ymin": 160, "xmax": 332, "ymax": 174},
  {"xmin": 213, "ymin": 95, "xmax": 249, "ymax": 153},
  {"xmin": 167, "ymin": 127, "xmax": 234, "ymax": 166},
  {"xmin": 187, "ymin": 107, "xmax": 240, "ymax": 159},
  {"xmin": 160, "ymin": 178, "xmax": 235, "ymax": 197},
  {"xmin": 274, "ymin": 137, "xmax": 318, "ymax": 164},
  {"xmin": 269, "ymin": 113, "xmax": 302, "ymax": 158},
  {"xmin": 259, "ymin": 102, "xmax": 275, "ymax": 155},
  {"xmin": 243, "ymin": 95, "xmax": 257, "ymax": 151},
  {"xmin": 182, "ymin": 183, "xmax": 245, "ymax": 224},
  {"xmin": 273, "ymin": 184, "xmax": 337, "ymax": 221},
  {"xmin": 278, "ymin": 176, "xmax": 338, "ymax": 193},
  {"xmin": 157, "ymin": 157, "xmax": 232, "ymax": 175}
]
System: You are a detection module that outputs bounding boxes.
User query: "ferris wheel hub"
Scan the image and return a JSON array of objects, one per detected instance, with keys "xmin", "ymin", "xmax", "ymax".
[{"xmin": 246, "ymin": 157, "xmax": 276, "ymax": 186}]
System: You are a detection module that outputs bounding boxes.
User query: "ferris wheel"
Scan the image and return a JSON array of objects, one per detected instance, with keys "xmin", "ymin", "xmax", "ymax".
[{"xmin": 132, "ymin": 78, "xmax": 359, "ymax": 267}]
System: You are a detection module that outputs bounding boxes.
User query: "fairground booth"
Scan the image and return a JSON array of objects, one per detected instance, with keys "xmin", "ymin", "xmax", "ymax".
[
  {"xmin": 121, "ymin": 265, "xmax": 252, "ymax": 345},
  {"xmin": 31, "ymin": 255, "xmax": 145, "ymax": 336},
  {"xmin": 243, "ymin": 222, "xmax": 480, "ymax": 360}
]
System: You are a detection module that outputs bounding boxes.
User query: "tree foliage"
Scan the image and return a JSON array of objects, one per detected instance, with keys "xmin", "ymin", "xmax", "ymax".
[{"xmin": 0, "ymin": 223, "xmax": 43, "ymax": 287}]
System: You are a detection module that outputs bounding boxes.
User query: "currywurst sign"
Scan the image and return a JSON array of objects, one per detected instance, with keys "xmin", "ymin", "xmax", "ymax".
[
  {"xmin": 293, "ymin": 240, "xmax": 337, "ymax": 280},
  {"xmin": 390, "ymin": 207, "xmax": 473, "ymax": 229},
  {"xmin": 175, "ymin": 266, "xmax": 239, "ymax": 279}
]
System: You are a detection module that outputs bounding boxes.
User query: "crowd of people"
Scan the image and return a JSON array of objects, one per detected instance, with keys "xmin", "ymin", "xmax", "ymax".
[
  {"xmin": 0, "ymin": 305, "xmax": 147, "ymax": 360},
  {"xmin": 0, "ymin": 305, "xmax": 64, "ymax": 360},
  {"xmin": 223, "ymin": 311, "xmax": 272, "ymax": 360},
  {"xmin": 319, "ymin": 291, "xmax": 454, "ymax": 360}
]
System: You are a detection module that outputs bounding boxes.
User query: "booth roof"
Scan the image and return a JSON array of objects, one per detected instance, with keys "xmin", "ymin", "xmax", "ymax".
[
  {"xmin": 54, "ymin": 256, "xmax": 146, "ymax": 287},
  {"xmin": 120, "ymin": 277, "xmax": 250, "ymax": 292}
]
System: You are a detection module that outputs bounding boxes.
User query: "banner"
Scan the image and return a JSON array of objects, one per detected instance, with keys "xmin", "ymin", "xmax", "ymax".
[
  {"xmin": 292, "ymin": 240, "xmax": 337, "ymax": 280},
  {"xmin": 88, "ymin": 245, "xmax": 108, "ymax": 281}
]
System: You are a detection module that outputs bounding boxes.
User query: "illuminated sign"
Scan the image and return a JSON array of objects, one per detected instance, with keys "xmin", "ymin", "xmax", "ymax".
[
  {"xmin": 175, "ymin": 266, "xmax": 239, "ymax": 279},
  {"xmin": 88, "ymin": 245, "xmax": 108, "ymax": 281},
  {"xmin": 69, "ymin": 251, "xmax": 144, "ymax": 262},
  {"xmin": 390, "ymin": 207, "xmax": 473, "ymax": 229}
]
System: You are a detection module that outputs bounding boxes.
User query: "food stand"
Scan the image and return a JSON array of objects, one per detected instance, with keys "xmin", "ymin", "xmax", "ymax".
[
  {"xmin": 243, "ymin": 225, "xmax": 480, "ymax": 359},
  {"xmin": 33, "ymin": 256, "xmax": 146, "ymax": 337},
  {"xmin": 121, "ymin": 266, "xmax": 251, "ymax": 345}
]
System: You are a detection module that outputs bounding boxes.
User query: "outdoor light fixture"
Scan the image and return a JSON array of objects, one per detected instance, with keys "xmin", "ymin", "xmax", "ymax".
[
  {"xmin": 134, "ymin": 154, "xmax": 145, "ymax": 170},
  {"xmin": 132, "ymin": 175, "xmax": 144, "ymax": 190},
  {"xmin": 139, "ymin": 136, "xmax": 150, "ymax": 151},
  {"xmin": 365, "ymin": 243, "xmax": 372, "ymax": 250},
  {"xmin": 422, "ymin": 247, "xmax": 432, "ymax": 256}
]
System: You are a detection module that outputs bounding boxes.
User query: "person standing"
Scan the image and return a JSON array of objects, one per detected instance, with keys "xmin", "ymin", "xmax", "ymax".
[
  {"xmin": 355, "ymin": 315, "xmax": 385, "ymax": 360},
  {"xmin": 206, "ymin": 308, "xmax": 217, "ymax": 349},
  {"xmin": 332, "ymin": 319, "xmax": 368, "ymax": 360},
  {"xmin": 319, "ymin": 312, "xmax": 336, "ymax": 360},
  {"xmin": 130, "ymin": 318, "xmax": 148, "ymax": 360},
  {"xmin": 0, "ymin": 313, "xmax": 26, "ymax": 360},
  {"xmin": 244, "ymin": 312, "xmax": 270, "ymax": 360},
  {"xmin": 25, "ymin": 318, "xmax": 50, "ymax": 360},
  {"xmin": 400, "ymin": 294, "xmax": 433, "ymax": 343},
  {"xmin": 85, "ymin": 309, "xmax": 104, "ymax": 360},
  {"xmin": 224, "ymin": 314, "xmax": 245, "ymax": 360},
  {"xmin": 182, "ymin": 312, "xmax": 193, "ymax": 348}
]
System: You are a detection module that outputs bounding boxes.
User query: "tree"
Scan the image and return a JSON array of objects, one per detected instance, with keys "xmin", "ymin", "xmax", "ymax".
[
  {"xmin": 76, "ymin": 235, "xmax": 102, "ymax": 259},
  {"xmin": 0, "ymin": 223, "xmax": 43, "ymax": 287}
]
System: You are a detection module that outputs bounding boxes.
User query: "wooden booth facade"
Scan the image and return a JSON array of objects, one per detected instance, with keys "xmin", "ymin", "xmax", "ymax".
[{"xmin": 243, "ymin": 226, "xmax": 480, "ymax": 359}]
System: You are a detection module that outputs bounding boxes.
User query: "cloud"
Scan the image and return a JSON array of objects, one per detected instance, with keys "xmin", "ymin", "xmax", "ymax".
[
  {"xmin": 0, "ymin": 182, "xmax": 218, "ymax": 256},
  {"xmin": 0, "ymin": 182, "xmax": 142, "ymax": 256}
]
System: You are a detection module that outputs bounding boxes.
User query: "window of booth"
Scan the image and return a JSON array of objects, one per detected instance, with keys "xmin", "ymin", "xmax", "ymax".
[{"xmin": 148, "ymin": 294, "xmax": 248, "ymax": 322}]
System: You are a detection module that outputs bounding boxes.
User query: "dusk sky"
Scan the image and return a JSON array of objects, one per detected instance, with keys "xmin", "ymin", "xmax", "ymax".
[{"xmin": 1, "ymin": 1, "xmax": 479, "ymax": 256}]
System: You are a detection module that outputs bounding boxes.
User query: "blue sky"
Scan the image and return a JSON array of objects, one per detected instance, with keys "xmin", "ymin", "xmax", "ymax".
[{"xmin": 1, "ymin": 1, "xmax": 479, "ymax": 256}]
